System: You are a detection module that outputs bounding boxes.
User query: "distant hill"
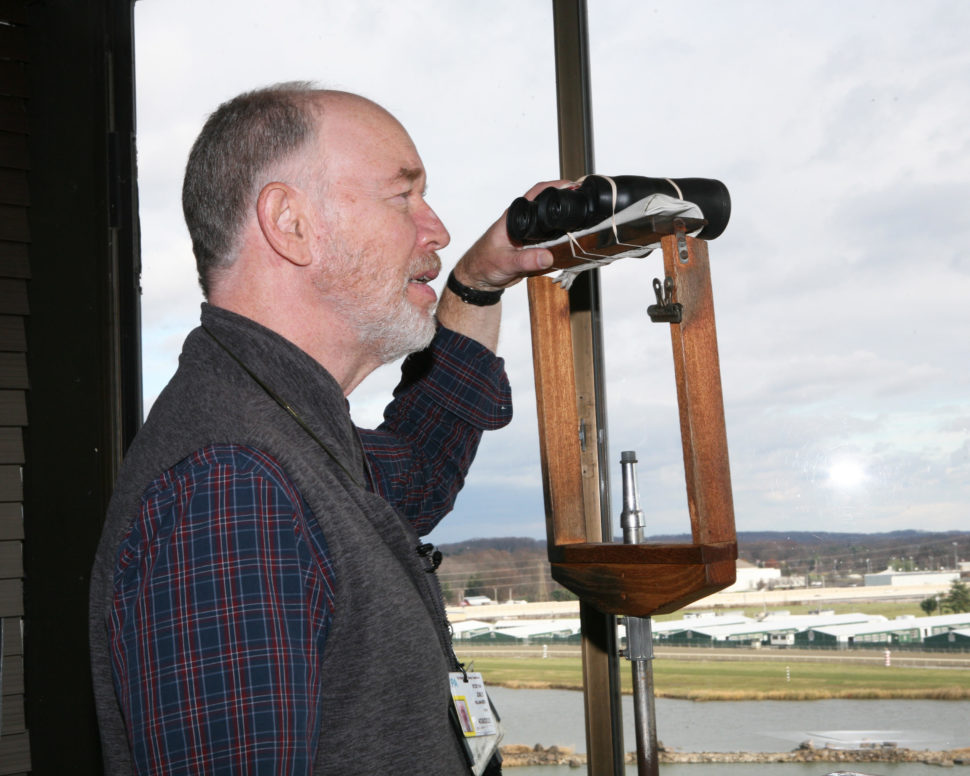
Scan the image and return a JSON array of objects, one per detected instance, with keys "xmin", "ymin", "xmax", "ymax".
[
  {"xmin": 436, "ymin": 530, "xmax": 970, "ymax": 604},
  {"xmin": 439, "ymin": 536, "xmax": 547, "ymax": 556},
  {"xmin": 441, "ymin": 530, "xmax": 970, "ymax": 562}
]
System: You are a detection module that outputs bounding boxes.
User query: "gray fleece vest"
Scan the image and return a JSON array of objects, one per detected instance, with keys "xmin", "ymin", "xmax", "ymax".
[{"xmin": 89, "ymin": 305, "xmax": 469, "ymax": 774}]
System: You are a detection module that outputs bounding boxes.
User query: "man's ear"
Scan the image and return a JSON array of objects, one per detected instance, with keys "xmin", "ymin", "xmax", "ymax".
[{"xmin": 256, "ymin": 182, "xmax": 314, "ymax": 267}]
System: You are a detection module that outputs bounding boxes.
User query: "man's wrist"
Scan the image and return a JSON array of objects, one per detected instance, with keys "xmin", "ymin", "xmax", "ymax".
[{"xmin": 446, "ymin": 270, "xmax": 504, "ymax": 306}]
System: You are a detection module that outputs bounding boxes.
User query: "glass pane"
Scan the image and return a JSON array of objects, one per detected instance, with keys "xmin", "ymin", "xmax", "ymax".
[
  {"xmin": 135, "ymin": 1, "xmax": 558, "ymax": 541},
  {"xmin": 589, "ymin": 1, "xmax": 970, "ymax": 557},
  {"xmin": 136, "ymin": 1, "xmax": 970, "ymax": 563}
]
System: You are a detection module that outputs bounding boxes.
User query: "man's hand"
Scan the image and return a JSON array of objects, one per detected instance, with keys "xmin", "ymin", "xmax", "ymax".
[
  {"xmin": 436, "ymin": 180, "xmax": 570, "ymax": 351},
  {"xmin": 450, "ymin": 179, "xmax": 569, "ymax": 291}
]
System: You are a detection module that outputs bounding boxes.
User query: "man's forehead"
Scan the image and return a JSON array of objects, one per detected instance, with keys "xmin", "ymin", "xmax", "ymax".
[{"xmin": 316, "ymin": 113, "xmax": 426, "ymax": 189}]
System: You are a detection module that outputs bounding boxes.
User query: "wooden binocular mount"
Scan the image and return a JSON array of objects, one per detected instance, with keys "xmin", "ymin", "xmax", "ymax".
[{"xmin": 527, "ymin": 218, "xmax": 737, "ymax": 617}]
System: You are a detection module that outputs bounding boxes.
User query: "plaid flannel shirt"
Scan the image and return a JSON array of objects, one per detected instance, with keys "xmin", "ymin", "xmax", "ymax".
[{"xmin": 109, "ymin": 327, "xmax": 511, "ymax": 774}]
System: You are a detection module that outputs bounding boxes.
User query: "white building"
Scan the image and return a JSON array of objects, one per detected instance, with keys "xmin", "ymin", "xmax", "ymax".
[
  {"xmin": 722, "ymin": 560, "xmax": 782, "ymax": 592},
  {"xmin": 657, "ymin": 611, "xmax": 880, "ymax": 646},
  {"xmin": 451, "ymin": 620, "xmax": 494, "ymax": 640},
  {"xmin": 863, "ymin": 569, "xmax": 959, "ymax": 587}
]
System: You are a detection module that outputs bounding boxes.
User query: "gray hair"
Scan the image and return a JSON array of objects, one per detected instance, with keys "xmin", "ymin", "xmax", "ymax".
[{"xmin": 181, "ymin": 82, "xmax": 321, "ymax": 296}]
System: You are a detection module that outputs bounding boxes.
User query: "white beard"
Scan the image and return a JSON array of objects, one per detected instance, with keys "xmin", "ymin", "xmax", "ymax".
[
  {"xmin": 314, "ymin": 235, "xmax": 438, "ymax": 364},
  {"xmin": 355, "ymin": 277, "xmax": 438, "ymax": 364}
]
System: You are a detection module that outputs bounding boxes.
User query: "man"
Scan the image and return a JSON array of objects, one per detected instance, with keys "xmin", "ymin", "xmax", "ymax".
[{"xmin": 89, "ymin": 83, "xmax": 557, "ymax": 774}]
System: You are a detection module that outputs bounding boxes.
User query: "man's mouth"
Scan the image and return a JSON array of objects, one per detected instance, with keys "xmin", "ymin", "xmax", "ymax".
[
  {"xmin": 409, "ymin": 268, "xmax": 438, "ymax": 285},
  {"xmin": 404, "ymin": 257, "xmax": 441, "ymax": 309},
  {"xmin": 408, "ymin": 255, "xmax": 441, "ymax": 287}
]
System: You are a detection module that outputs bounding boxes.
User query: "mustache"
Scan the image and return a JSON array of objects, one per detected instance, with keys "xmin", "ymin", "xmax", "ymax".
[{"xmin": 413, "ymin": 252, "xmax": 441, "ymax": 276}]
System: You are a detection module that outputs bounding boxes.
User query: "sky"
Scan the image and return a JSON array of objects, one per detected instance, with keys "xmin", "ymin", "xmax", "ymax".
[{"xmin": 134, "ymin": 1, "xmax": 970, "ymax": 547}]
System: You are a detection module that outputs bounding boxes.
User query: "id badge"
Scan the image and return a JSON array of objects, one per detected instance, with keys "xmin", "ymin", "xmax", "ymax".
[{"xmin": 448, "ymin": 671, "xmax": 503, "ymax": 775}]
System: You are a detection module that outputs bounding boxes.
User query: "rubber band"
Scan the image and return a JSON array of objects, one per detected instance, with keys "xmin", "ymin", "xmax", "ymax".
[
  {"xmin": 664, "ymin": 177, "xmax": 684, "ymax": 200},
  {"xmin": 527, "ymin": 185, "xmax": 703, "ymax": 289},
  {"xmin": 563, "ymin": 174, "xmax": 645, "ymax": 259}
]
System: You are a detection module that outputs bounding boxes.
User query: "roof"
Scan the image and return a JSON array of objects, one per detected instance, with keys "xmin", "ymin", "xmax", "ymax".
[
  {"xmin": 803, "ymin": 619, "xmax": 922, "ymax": 639},
  {"xmin": 657, "ymin": 612, "xmax": 880, "ymax": 640}
]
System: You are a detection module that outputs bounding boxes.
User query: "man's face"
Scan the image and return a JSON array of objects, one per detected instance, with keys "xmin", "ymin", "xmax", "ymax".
[{"xmin": 309, "ymin": 98, "xmax": 451, "ymax": 364}]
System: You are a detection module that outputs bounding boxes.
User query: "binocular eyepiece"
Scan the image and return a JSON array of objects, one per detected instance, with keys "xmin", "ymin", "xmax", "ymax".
[{"xmin": 506, "ymin": 175, "xmax": 731, "ymax": 243}]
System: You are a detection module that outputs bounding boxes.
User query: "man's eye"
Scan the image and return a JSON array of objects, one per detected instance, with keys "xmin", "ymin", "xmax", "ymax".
[{"xmin": 391, "ymin": 188, "xmax": 426, "ymax": 204}]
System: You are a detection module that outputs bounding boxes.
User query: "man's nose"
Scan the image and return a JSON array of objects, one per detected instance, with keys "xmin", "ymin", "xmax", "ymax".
[{"xmin": 417, "ymin": 201, "xmax": 450, "ymax": 251}]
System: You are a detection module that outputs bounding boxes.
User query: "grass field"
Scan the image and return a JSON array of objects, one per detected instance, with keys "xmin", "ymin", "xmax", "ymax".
[{"xmin": 459, "ymin": 655, "xmax": 970, "ymax": 700}]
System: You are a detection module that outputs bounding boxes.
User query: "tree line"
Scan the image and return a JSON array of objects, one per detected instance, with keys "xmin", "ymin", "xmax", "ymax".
[{"xmin": 921, "ymin": 581, "xmax": 970, "ymax": 615}]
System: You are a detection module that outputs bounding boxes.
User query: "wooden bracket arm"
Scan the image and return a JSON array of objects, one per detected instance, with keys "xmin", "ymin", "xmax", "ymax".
[{"xmin": 528, "ymin": 230, "xmax": 737, "ymax": 617}]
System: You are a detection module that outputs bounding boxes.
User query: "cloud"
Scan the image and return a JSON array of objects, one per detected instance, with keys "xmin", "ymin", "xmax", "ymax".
[{"xmin": 134, "ymin": 0, "xmax": 970, "ymax": 544}]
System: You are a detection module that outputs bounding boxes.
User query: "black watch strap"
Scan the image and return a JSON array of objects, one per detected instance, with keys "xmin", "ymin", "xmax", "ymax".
[{"xmin": 446, "ymin": 271, "xmax": 504, "ymax": 306}]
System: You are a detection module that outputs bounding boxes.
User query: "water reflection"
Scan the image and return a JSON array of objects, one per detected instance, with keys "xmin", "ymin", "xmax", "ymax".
[
  {"xmin": 489, "ymin": 687, "xmax": 970, "ymax": 754},
  {"xmin": 512, "ymin": 765, "xmax": 953, "ymax": 776}
]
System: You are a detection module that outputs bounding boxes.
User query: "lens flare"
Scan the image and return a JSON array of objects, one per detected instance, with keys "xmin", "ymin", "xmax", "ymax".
[{"xmin": 827, "ymin": 458, "xmax": 867, "ymax": 488}]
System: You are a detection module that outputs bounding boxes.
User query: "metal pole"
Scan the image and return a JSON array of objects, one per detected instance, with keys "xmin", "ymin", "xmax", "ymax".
[
  {"xmin": 550, "ymin": 2, "xmax": 625, "ymax": 773},
  {"xmin": 620, "ymin": 451, "xmax": 660, "ymax": 776}
]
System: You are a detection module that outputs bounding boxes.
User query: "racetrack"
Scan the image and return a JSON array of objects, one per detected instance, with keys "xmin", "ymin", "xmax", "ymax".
[{"xmin": 455, "ymin": 643, "xmax": 970, "ymax": 669}]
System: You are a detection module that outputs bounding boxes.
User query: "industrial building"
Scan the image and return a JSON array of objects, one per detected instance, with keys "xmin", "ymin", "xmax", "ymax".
[
  {"xmin": 721, "ymin": 560, "xmax": 782, "ymax": 592},
  {"xmin": 864, "ymin": 569, "xmax": 961, "ymax": 587},
  {"xmin": 924, "ymin": 628, "xmax": 970, "ymax": 649},
  {"xmin": 452, "ymin": 609, "xmax": 970, "ymax": 650},
  {"xmin": 657, "ymin": 612, "xmax": 877, "ymax": 646},
  {"xmin": 463, "ymin": 619, "xmax": 582, "ymax": 643},
  {"xmin": 795, "ymin": 617, "xmax": 922, "ymax": 647}
]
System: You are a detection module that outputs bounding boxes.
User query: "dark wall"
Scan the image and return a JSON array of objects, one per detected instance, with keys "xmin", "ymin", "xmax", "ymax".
[
  {"xmin": 0, "ymin": 0, "xmax": 33, "ymax": 771},
  {"xmin": 21, "ymin": 0, "xmax": 141, "ymax": 773}
]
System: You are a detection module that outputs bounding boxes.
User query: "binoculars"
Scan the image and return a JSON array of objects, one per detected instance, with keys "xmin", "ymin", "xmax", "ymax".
[{"xmin": 507, "ymin": 175, "xmax": 731, "ymax": 243}]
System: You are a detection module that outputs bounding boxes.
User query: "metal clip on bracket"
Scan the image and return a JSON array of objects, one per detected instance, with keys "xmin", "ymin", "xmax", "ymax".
[{"xmin": 647, "ymin": 276, "xmax": 682, "ymax": 323}]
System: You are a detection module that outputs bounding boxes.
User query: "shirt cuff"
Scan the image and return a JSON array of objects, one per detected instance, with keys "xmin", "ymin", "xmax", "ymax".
[{"xmin": 397, "ymin": 326, "xmax": 513, "ymax": 430}]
